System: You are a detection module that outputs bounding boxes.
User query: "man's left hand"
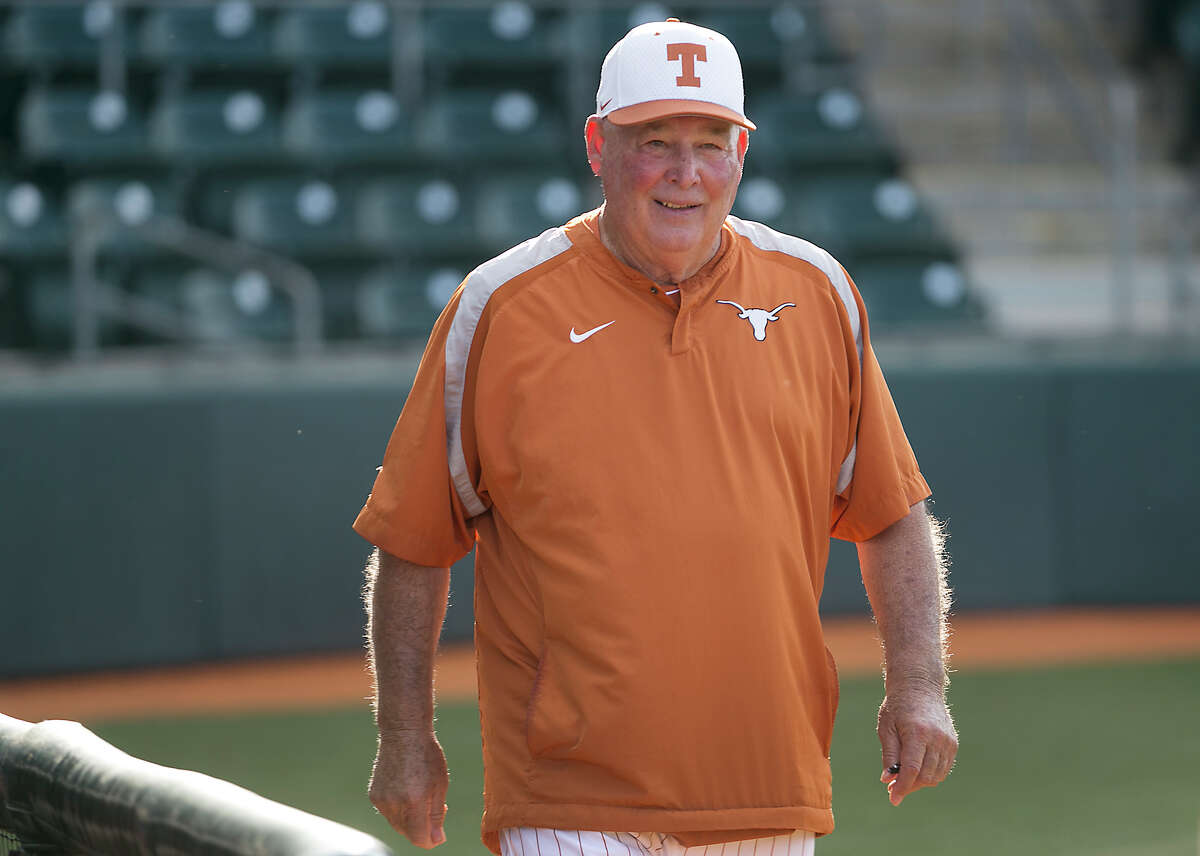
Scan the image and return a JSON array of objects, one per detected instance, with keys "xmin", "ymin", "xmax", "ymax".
[{"xmin": 877, "ymin": 683, "xmax": 958, "ymax": 806}]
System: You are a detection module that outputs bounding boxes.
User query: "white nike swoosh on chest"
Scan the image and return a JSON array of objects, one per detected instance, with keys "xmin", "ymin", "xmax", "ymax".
[{"xmin": 569, "ymin": 320, "xmax": 616, "ymax": 343}]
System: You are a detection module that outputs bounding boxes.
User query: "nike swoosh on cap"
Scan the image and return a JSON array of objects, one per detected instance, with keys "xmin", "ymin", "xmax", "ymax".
[{"xmin": 569, "ymin": 320, "xmax": 616, "ymax": 343}]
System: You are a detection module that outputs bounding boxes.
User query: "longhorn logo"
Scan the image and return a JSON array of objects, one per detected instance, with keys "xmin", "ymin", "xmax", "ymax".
[{"xmin": 716, "ymin": 299, "xmax": 796, "ymax": 341}]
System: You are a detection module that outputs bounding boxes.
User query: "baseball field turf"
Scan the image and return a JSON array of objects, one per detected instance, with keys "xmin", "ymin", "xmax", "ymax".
[{"xmin": 87, "ymin": 656, "xmax": 1200, "ymax": 856}]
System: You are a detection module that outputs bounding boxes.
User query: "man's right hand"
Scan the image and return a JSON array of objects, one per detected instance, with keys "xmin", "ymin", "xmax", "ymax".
[{"xmin": 369, "ymin": 729, "xmax": 450, "ymax": 848}]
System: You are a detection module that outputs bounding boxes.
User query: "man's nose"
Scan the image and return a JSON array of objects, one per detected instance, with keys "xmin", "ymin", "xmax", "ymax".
[{"xmin": 668, "ymin": 147, "xmax": 700, "ymax": 185}]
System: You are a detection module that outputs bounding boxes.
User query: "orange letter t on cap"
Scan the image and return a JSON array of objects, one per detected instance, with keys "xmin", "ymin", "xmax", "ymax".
[{"xmin": 666, "ymin": 43, "xmax": 706, "ymax": 87}]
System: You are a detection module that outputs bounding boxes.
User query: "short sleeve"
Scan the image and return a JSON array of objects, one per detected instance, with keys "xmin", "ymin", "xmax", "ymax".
[
  {"xmin": 829, "ymin": 275, "xmax": 931, "ymax": 542},
  {"xmin": 352, "ymin": 290, "xmax": 483, "ymax": 568}
]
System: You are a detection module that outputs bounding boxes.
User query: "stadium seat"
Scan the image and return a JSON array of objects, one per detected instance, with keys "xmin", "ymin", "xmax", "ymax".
[
  {"xmin": 354, "ymin": 263, "xmax": 465, "ymax": 339},
  {"xmin": 553, "ymin": 4, "xmax": 685, "ymax": 64},
  {"xmin": 3, "ymin": 2, "xmax": 127, "ymax": 69},
  {"xmin": 415, "ymin": 89, "xmax": 566, "ymax": 164},
  {"xmin": 0, "ymin": 180, "xmax": 68, "ymax": 262},
  {"xmin": 848, "ymin": 257, "xmax": 987, "ymax": 327},
  {"xmin": 281, "ymin": 88, "xmax": 413, "ymax": 165},
  {"xmin": 25, "ymin": 266, "xmax": 125, "ymax": 350},
  {"xmin": 130, "ymin": 264, "xmax": 294, "ymax": 343},
  {"xmin": 423, "ymin": 3, "xmax": 558, "ymax": 67},
  {"xmin": 272, "ymin": 2, "xmax": 392, "ymax": 67},
  {"xmin": 19, "ymin": 88, "xmax": 151, "ymax": 166},
  {"xmin": 732, "ymin": 173, "xmax": 953, "ymax": 263},
  {"xmin": 475, "ymin": 173, "xmax": 599, "ymax": 251},
  {"xmin": 148, "ymin": 89, "xmax": 282, "ymax": 166},
  {"xmin": 746, "ymin": 87, "xmax": 897, "ymax": 172},
  {"xmin": 356, "ymin": 175, "xmax": 478, "ymax": 256},
  {"xmin": 690, "ymin": 4, "xmax": 845, "ymax": 73},
  {"xmin": 138, "ymin": 2, "xmax": 276, "ymax": 71},
  {"xmin": 1173, "ymin": 0, "xmax": 1200, "ymax": 67},
  {"xmin": 230, "ymin": 177, "xmax": 360, "ymax": 258},
  {"xmin": 66, "ymin": 176, "xmax": 182, "ymax": 261}
]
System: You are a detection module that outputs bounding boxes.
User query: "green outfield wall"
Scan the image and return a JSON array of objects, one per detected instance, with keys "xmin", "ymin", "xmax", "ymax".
[{"xmin": 2, "ymin": 355, "xmax": 1198, "ymax": 678}]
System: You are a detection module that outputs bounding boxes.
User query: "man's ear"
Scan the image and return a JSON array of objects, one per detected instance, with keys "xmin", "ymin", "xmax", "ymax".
[
  {"xmin": 585, "ymin": 116, "xmax": 605, "ymax": 176},
  {"xmin": 737, "ymin": 129, "xmax": 749, "ymax": 161}
]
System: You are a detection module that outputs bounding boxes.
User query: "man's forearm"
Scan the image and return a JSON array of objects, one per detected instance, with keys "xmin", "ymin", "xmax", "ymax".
[
  {"xmin": 856, "ymin": 501, "xmax": 951, "ymax": 690},
  {"xmin": 364, "ymin": 548, "xmax": 451, "ymax": 734}
]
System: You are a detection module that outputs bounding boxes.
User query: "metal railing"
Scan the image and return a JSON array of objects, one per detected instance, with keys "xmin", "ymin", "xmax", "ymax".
[
  {"xmin": 837, "ymin": 0, "xmax": 1198, "ymax": 338},
  {"xmin": 70, "ymin": 209, "xmax": 324, "ymax": 360}
]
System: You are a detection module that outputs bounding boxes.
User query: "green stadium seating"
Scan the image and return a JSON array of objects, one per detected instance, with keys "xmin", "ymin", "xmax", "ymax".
[
  {"xmin": 356, "ymin": 175, "xmax": 478, "ymax": 255},
  {"xmin": 1173, "ymin": 0, "xmax": 1200, "ymax": 66},
  {"xmin": 130, "ymin": 264, "xmax": 294, "ymax": 343},
  {"xmin": 66, "ymin": 176, "xmax": 182, "ymax": 261},
  {"xmin": 475, "ymin": 173, "xmax": 598, "ymax": 251},
  {"xmin": 690, "ymin": 4, "xmax": 846, "ymax": 69},
  {"xmin": 19, "ymin": 88, "xmax": 151, "ymax": 166},
  {"xmin": 354, "ymin": 263, "xmax": 465, "ymax": 339},
  {"xmin": 746, "ymin": 87, "xmax": 897, "ymax": 171},
  {"xmin": 138, "ymin": 2, "xmax": 275, "ymax": 71},
  {"xmin": 3, "ymin": 2, "xmax": 126, "ymax": 69},
  {"xmin": 0, "ymin": 180, "xmax": 68, "ymax": 262},
  {"xmin": 272, "ymin": 2, "xmax": 392, "ymax": 67},
  {"xmin": 230, "ymin": 177, "xmax": 360, "ymax": 258},
  {"xmin": 732, "ymin": 173, "xmax": 954, "ymax": 263},
  {"xmin": 0, "ymin": 0, "xmax": 981, "ymax": 353},
  {"xmin": 423, "ymin": 3, "xmax": 558, "ymax": 67},
  {"xmin": 281, "ymin": 88, "xmax": 413, "ymax": 165},
  {"xmin": 25, "ymin": 266, "xmax": 125, "ymax": 350},
  {"xmin": 148, "ymin": 89, "xmax": 281, "ymax": 166},
  {"xmin": 552, "ymin": 5, "xmax": 685, "ymax": 64},
  {"xmin": 849, "ymin": 257, "xmax": 986, "ymax": 326},
  {"xmin": 415, "ymin": 89, "xmax": 567, "ymax": 163}
]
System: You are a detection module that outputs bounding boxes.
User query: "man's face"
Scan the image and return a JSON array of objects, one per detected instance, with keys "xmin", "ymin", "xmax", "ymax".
[{"xmin": 588, "ymin": 115, "xmax": 746, "ymax": 279}]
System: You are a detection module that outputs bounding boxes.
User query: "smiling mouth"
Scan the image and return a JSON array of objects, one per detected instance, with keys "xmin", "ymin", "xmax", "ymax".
[{"xmin": 657, "ymin": 200, "xmax": 701, "ymax": 210}]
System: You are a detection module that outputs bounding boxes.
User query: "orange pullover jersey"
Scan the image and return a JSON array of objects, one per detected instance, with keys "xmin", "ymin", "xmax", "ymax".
[{"xmin": 354, "ymin": 209, "xmax": 930, "ymax": 853}]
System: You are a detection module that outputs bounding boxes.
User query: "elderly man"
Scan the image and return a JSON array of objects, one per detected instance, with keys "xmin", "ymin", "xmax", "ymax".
[{"xmin": 355, "ymin": 18, "xmax": 957, "ymax": 856}]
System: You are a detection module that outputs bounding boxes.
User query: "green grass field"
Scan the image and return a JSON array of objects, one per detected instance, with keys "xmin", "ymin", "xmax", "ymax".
[{"xmin": 90, "ymin": 658, "xmax": 1200, "ymax": 856}]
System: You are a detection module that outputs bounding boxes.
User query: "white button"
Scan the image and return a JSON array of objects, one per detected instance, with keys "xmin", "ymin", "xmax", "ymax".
[
  {"xmin": 89, "ymin": 91, "xmax": 127, "ymax": 133},
  {"xmin": 224, "ymin": 91, "xmax": 265, "ymax": 134},
  {"xmin": 492, "ymin": 91, "xmax": 537, "ymax": 133},
  {"xmin": 535, "ymin": 178, "xmax": 580, "ymax": 221},
  {"xmin": 739, "ymin": 177, "xmax": 785, "ymax": 220},
  {"xmin": 771, "ymin": 4, "xmax": 809, "ymax": 40},
  {"xmin": 114, "ymin": 182, "xmax": 154, "ymax": 226},
  {"xmin": 296, "ymin": 181, "xmax": 338, "ymax": 225},
  {"xmin": 232, "ymin": 269, "xmax": 272, "ymax": 314},
  {"xmin": 873, "ymin": 179, "xmax": 918, "ymax": 221},
  {"xmin": 356, "ymin": 90, "xmax": 399, "ymax": 133},
  {"xmin": 347, "ymin": 1, "xmax": 387, "ymax": 39},
  {"xmin": 921, "ymin": 262, "xmax": 966, "ymax": 307},
  {"xmin": 7, "ymin": 183, "xmax": 45, "ymax": 227},
  {"xmin": 215, "ymin": 0, "xmax": 255, "ymax": 39},
  {"xmin": 425, "ymin": 268, "xmax": 464, "ymax": 309},
  {"xmin": 491, "ymin": 1, "xmax": 534, "ymax": 40},
  {"xmin": 817, "ymin": 88, "xmax": 862, "ymax": 130},
  {"xmin": 416, "ymin": 181, "xmax": 459, "ymax": 224},
  {"xmin": 82, "ymin": 1, "xmax": 115, "ymax": 39}
]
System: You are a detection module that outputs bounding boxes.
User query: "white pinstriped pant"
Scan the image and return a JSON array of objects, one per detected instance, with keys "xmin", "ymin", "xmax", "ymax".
[{"xmin": 500, "ymin": 828, "xmax": 815, "ymax": 856}]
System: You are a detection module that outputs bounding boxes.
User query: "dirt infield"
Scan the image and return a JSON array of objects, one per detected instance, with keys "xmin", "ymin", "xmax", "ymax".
[{"xmin": 4, "ymin": 607, "xmax": 1199, "ymax": 722}]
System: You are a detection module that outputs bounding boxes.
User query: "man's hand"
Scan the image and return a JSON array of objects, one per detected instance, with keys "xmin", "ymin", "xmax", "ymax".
[
  {"xmin": 877, "ymin": 682, "xmax": 957, "ymax": 806},
  {"xmin": 369, "ymin": 729, "xmax": 449, "ymax": 848}
]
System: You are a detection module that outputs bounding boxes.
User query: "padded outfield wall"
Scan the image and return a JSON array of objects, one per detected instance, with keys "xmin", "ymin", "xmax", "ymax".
[{"xmin": 2, "ymin": 352, "xmax": 1198, "ymax": 678}]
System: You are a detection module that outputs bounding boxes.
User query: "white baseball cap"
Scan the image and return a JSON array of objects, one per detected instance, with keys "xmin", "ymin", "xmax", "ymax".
[{"xmin": 595, "ymin": 18, "xmax": 756, "ymax": 131}]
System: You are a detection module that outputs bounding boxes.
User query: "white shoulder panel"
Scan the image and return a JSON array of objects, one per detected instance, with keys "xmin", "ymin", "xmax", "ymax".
[
  {"xmin": 726, "ymin": 216, "xmax": 863, "ymax": 494},
  {"xmin": 444, "ymin": 227, "xmax": 574, "ymax": 517}
]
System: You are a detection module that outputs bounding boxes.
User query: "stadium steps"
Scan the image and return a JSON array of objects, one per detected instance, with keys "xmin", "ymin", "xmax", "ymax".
[{"xmin": 824, "ymin": 0, "xmax": 1198, "ymax": 337}]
